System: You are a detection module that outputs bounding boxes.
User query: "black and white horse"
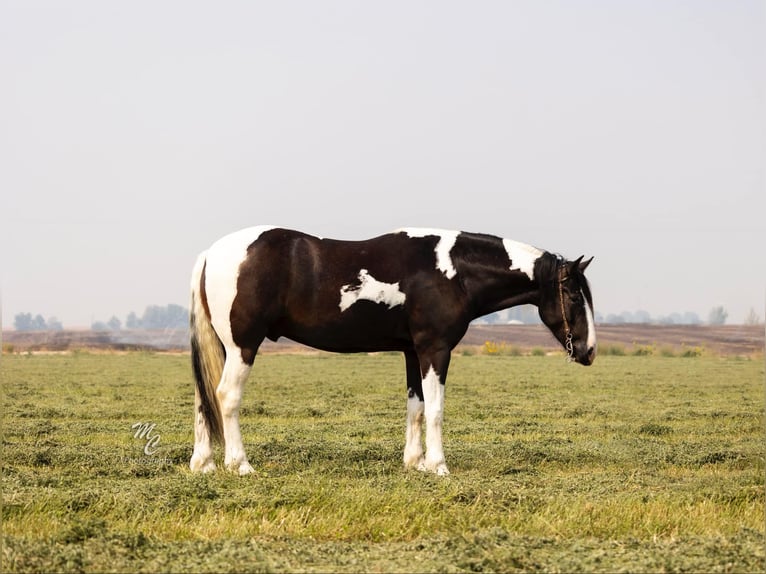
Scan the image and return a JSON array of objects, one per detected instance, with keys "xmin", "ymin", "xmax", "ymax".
[{"xmin": 189, "ymin": 227, "xmax": 596, "ymax": 475}]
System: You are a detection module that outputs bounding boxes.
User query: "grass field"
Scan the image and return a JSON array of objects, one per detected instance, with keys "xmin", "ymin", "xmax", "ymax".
[{"xmin": 2, "ymin": 351, "xmax": 764, "ymax": 572}]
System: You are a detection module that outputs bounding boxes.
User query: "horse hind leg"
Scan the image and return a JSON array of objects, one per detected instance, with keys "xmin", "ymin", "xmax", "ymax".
[
  {"xmin": 403, "ymin": 350, "xmax": 425, "ymax": 469},
  {"xmin": 217, "ymin": 350, "xmax": 255, "ymax": 475},
  {"xmin": 191, "ymin": 386, "xmax": 218, "ymax": 473}
]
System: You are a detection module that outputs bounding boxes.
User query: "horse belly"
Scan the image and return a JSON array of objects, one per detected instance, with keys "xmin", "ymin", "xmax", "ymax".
[{"xmin": 277, "ymin": 306, "xmax": 411, "ymax": 353}]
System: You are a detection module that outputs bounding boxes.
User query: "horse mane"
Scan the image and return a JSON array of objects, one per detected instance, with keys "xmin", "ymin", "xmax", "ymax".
[{"xmin": 534, "ymin": 252, "xmax": 565, "ymax": 284}]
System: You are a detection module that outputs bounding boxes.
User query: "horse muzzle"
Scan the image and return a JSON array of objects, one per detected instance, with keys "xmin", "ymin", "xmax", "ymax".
[{"xmin": 574, "ymin": 343, "xmax": 597, "ymax": 366}]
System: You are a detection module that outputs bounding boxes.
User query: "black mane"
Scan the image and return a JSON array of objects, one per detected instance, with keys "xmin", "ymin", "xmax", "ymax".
[{"xmin": 534, "ymin": 251, "xmax": 565, "ymax": 284}]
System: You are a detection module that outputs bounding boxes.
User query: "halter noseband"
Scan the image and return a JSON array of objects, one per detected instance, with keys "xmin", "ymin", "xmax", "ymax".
[{"xmin": 557, "ymin": 266, "xmax": 574, "ymax": 362}]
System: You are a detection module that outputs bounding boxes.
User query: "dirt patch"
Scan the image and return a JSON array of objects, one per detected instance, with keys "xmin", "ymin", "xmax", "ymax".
[
  {"xmin": 3, "ymin": 324, "xmax": 763, "ymax": 356},
  {"xmin": 462, "ymin": 323, "xmax": 764, "ymax": 356},
  {"xmin": 1, "ymin": 329, "xmax": 187, "ymax": 353}
]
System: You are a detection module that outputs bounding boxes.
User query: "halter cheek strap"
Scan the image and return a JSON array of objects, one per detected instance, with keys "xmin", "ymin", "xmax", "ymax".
[{"xmin": 558, "ymin": 268, "xmax": 574, "ymax": 362}]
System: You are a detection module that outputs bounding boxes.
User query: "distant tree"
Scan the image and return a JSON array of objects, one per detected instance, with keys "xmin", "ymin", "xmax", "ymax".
[
  {"xmin": 164, "ymin": 304, "xmax": 188, "ymax": 329},
  {"xmin": 620, "ymin": 311, "xmax": 636, "ymax": 323},
  {"xmin": 657, "ymin": 314, "xmax": 676, "ymax": 325},
  {"xmin": 91, "ymin": 321, "xmax": 108, "ymax": 331},
  {"xmin": 708, "ymin": 306, "xmax": 728, "ymax": 325},
  {"xmin": 107, "ymin": 316, "xmax": 122, "ymax": 331},
  {"xmin": 141, "ymin": 306, "xmax": 166, "ymax": 329},
  {"xmin": 634, "ymin": 310, "xmax": 651, "ymax": 324},
  {"xmin": 594, "ymin": 312, "xmax": 605, "ymax": 323},
  {"xmin": 14, "ymin": 313, "xmax": 33, "ymax": 331},
  {"xmin": 14, "ymin": 313, "xmax": 64, "ymax": 331},
  {"xmin": 508, "ymin": 304, "xmax": 541, "ymax": 324},
  {"xmin": 139, "ymin": 304, "xmax": 189, "ymax": 330},
  {"xmin": 125, "ymin": 312, "xmax": 141, "ymax": 329},
  {"xmin": 682, "ymin": 312, "xmax": 701, "ymax": 325},
  {"xmin": 744, "ymin": 308, "xmax": 762, "ymax": 326}
]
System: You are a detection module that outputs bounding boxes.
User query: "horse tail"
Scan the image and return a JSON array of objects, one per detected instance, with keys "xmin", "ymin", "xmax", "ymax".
[{"xmin": 190, "ymin": 252, "xmax": 225, "ymax": 444}]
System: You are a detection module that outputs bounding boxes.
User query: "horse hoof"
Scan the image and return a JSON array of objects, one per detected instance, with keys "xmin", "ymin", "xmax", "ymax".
[
  {"xmin": 417, "ymin": 459, "xmax": 450, "ymax": 476},
  {"xmin": 226, "ymin": 458, "xmax": 255, "ymax": 475},
  {"xmin": 190, "ymin": 455, "xmax": 216, "ymax": 474}
]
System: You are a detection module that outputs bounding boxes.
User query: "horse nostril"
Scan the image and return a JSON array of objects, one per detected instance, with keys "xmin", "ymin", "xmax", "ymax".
[{"xmin": 587, "ymin": 346, "xmax": 596, "ymax": 360}]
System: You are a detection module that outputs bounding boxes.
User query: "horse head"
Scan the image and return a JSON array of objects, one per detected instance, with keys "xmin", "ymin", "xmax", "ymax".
[{"xmin": 537, "ymin": 255, "xmax": 596, "ymax": 365}]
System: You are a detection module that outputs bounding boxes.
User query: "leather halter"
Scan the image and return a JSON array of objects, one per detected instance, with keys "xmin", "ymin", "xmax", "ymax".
[{"xmin": 557, "ymin": 266, "xmax": 574, "ymax": 362}]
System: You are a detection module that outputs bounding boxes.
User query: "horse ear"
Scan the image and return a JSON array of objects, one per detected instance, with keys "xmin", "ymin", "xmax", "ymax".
[
  {"xmin": 568, "ymin": 255, "xmax": 584, "ymax": 275},
  {"xmin": 579, "ymin": 256, "xmax": 594, "ymax": 273}
]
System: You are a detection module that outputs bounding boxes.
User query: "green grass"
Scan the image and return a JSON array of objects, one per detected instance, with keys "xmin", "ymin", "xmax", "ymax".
[{"xmin": 2, "ymin": 352, "xmax": 764, "ymax": 572}]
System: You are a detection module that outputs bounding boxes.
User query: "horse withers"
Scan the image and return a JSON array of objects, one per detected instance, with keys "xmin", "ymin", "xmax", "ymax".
[{"xmin": 189, "ymin": 227, "xmax": 596, "ymax": 475}]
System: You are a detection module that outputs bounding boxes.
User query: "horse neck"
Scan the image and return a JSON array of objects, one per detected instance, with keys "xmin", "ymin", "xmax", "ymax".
[
  {"xmin": 453, "ymin": 238, "xmax": 543, "ymax": 319},
  {"xmin": 462, "ymin": 268, "xmax": 539, "ymax": 318}
]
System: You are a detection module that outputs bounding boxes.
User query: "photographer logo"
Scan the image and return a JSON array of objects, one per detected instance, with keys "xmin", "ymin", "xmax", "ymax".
[{"xmin": 131, "ymin": 421, "xmax": 161, "ymax": 455}]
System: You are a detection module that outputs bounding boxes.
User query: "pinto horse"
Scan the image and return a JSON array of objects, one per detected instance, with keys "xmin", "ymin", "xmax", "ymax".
[{"xmin": 189, "ymin": 226, "xmax": 596, "ymax": 475}]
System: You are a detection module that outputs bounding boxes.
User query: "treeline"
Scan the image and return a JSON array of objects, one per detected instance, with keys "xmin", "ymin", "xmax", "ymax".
[
  {"xmin": 92, "ymin": 304, "xmax": 189, "ymax": 331},
  {"xmin": 602, "ymin": 306, "xmax": 761, "ymax": 326},
  {"xmin": 12, "ymin": 303, "xmax": 763, "ymax": 331},
  {"xmin": 477, "ymin": 305, "xmax": 762, "ymax": 326},
  {"xmin": 12, "ymin": 313, "xmax": 64, "ymax": 331},
  {"xmin": 12, "ymin": 305, "xmax": 189, "ymax": 332}
]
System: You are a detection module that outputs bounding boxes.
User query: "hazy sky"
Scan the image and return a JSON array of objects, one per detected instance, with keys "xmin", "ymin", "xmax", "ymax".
[{"xmin": 2, "ymin": 1, "xmax": 764, "ymax": 328}]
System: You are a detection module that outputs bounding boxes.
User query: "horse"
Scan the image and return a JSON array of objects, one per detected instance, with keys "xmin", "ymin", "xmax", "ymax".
[{"xmin": 189, "ymin": 226, "xmax": 596, "ymax": 476}]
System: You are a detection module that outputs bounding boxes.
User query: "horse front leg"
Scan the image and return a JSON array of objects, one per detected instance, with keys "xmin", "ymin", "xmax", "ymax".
[
  {"xmin": 416, "ymin": 347, "xmax": 452, "ymax": 476},
  {"xmin": 217, "ymin": 352, "xmax": 255, "ymax": 475}
]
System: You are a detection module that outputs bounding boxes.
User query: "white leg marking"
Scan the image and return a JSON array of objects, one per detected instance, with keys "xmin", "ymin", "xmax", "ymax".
[
  {"xmin": 339, "ymin": 269, "xmax": 406, "ymax": 312},
  {"xmin": 217, "ymin": 354, "xmax": 255, "ymax": 475},
  {"xmin": 190, "ymin": 387, "xmax": 217, "ymax": 473},
  {"xmin": 421, "ymin": 366, "xmax": 449, "ymax": 476},
  {"xmin": 403, "ymin": 393, "xmax": 424, "ymax": 468}
]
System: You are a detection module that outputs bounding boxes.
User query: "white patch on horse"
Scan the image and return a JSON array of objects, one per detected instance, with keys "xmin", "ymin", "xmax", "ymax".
[
  {"xmin": 204, "ymin": 225, "xmax": 277, "ymax": 348},
  {"xmin": 421, "ymin": 365, "xmax": 449, "ymax": 476},
  {"xmin": 339, "ymin": 269, "xmax": 406, "ymax": 312},
  {"xmin": 217, "ymin": 355, "xmax": 255, "ymax": 475},
  {"xmin": 583, "ymin": 289, "xmax": 597, "ymax": 352},
  {"xmin": 403, "ymin": 393, "xmax": 424, "ymax": 468},
  {"xmin": 396, "ymin": 228, "xmax": 460, "ymax": 279},
  {"xmin": 502, "ymin": 239, "xmax": 543, "ymax": 281}
]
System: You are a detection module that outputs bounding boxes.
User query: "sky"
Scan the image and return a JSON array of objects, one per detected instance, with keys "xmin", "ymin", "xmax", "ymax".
[{"xmin": 1, "ymin": 0, "xmax": 764, "ymax": 328}]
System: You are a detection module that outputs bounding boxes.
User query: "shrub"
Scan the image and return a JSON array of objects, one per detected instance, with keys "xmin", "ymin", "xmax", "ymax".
[
  {"xmin": 600, "ymin": 344, "xmax": 626, "ymax": 356},
  {"xmin": 680, "ymin": 344, "xmax": 705, "ymax": 358},
  {"xmin": 632, "ymin": 344, "xmax": 656, "ymax": 356},
  {"xmin": 482, "ymin": 341, "xmax": 521, "ymax": 356}
]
